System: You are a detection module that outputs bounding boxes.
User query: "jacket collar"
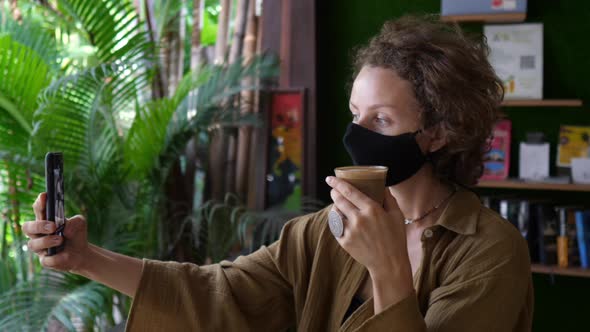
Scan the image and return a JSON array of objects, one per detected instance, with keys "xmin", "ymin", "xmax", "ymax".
[{"xmin": 435, "ymin": 188, "xmax": 481, "ymax": 235}]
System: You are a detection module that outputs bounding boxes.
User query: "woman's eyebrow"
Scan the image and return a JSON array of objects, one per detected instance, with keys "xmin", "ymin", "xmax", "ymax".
[
  {"xmin": 349, "ymin": 102, "xmax": 396, "ymax": 110},
  {"xmin": 369, "ymin": 103, "xmax": 396, "ymax": 110}
]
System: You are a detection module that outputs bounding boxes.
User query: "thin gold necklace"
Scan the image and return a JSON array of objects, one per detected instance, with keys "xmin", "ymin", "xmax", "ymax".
[{"xmin": 404, "ymin": 188, "xmax": 457, "ymax": 225}]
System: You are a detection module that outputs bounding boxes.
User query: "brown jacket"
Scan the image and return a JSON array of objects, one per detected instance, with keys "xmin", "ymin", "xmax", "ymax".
[{"xmin": 126, "ymin": 189, "xmax": 533, "ymax": 331}]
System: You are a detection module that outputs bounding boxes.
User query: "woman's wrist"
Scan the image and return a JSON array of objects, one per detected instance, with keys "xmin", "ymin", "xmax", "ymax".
[
  {"xmin": 71, "ymin": 243, "xmax": 144, "ymax": 297},
  {"xmin": 71, "ymin": 243, "xmax": 98, "ymax": 277},
  {"xmin": 369, "ymin": 263, "xmax": 413, "ymax": 291},
  {"xmin": 368, "ymin": 253, "xmax": 412, "ymax": 282},
  {"xmin": 369, "ymin": 262, "xmax": 414, "ymax": 314}
]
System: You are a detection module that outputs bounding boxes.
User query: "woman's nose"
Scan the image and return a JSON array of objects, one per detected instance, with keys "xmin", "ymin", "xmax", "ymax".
[{"xmin": 355, "ymin": 116, "xmax": 370, "ymax": 130}]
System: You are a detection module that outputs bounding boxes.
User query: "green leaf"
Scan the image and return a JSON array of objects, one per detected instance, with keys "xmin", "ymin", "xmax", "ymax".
[
  {"xmin": 0, "ymin": 93, "xmax": 31, "ymax": 135},
  {"xmin": 124, "ymin": 54, "xmax": 278, "ymax": 184},
  {"xmin": 0, "ymin": 34, "xmax": 53, "ymax": 156},
  {"xmin": 0, "ymin": 271, "xmax": 112, "ymax": 331},
  {"xmin": 57, "ymin": 0, "xmax": 155, "ymax": 64},
  {"xmin": 0, "ymin": 10, "xmax": 61, "ymax": 71}
]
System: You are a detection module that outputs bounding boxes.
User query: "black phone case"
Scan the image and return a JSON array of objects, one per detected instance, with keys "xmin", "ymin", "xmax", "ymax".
[{"xmin": 45, "ymin": 152, "xmax": 65, "ymax": 256}]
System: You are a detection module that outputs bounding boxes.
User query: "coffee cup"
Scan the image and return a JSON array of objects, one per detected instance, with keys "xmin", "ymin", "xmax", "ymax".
[{"xmin": 334, "ymin": 166, "xmax": 388, "ymax": 204}]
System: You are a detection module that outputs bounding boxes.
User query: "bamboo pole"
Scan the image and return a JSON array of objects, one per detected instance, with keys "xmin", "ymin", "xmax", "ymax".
[
  {"xmin": 228, "ymin": 0, "xmax": 249, "ymax": 65},
  {"xmin": 235, "ymin": 0, "xmax": 258, "ymax": 199},
  {"xmin": 214, "ymin": 0, "xmax": 231, "ymax": 64},
  {"xmin": 162, "ymin": 30, "xmax": 172, "ymax": 97},
  {"xmin": 176, "ymin": 0, "xmax": 186, "ymax": 91},
  {"xmin": 0, "ymin": 214, "xmax": 7, "ymax": 259},
  {"xmin": 190, "ymin": 0, "xmax": 203, "ymax": 71},
  {"xmin": 242, "ymin": 0, "xmax": 258, "ymax": 64},
  {"xmin": 247, "ymin": 0, "xmax": 267, "ymax": 209},
  {"xmin": 167, "ymin": 16, "xmax": 181, "ymax": 96},
  {"xmin": 144, "ymin": 0, "xmax": 165, "ymax": 99},
  {"xmin": 224, "ymin": 130, "xmax": 237, "ymax": 194},
  {"xmin": 209, "ymin": 0, "xmax": 232, "ymax": 197},
  {"xmin": 221, "ymin": 0, "xmax": 249, "ymax": 197},
  {"xmin": 222, "ymin": 0, "xmax": 251, "ymax": 195},
  {"xmin": 187, "ymin": 0, "xmax": 203, "ymax": 117},
  {"xmin": 209, "ymin": 0, "xmax": 235, "ymax": 195},
  {"xmin": 209, "ymin": 127, "xmax": 226, "ymax": 200},
  {"xmin": 187, "ymin": 0, "xmax": 208, "ymax": 207}
]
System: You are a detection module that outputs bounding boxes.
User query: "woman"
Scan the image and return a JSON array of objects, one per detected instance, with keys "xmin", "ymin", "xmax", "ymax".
[{"xmin": 24, "ymin": 15, "xmax": 533, "ymax": 331}]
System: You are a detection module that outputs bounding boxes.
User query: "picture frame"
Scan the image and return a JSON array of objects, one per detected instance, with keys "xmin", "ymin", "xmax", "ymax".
[{"xmin": 249, "ymin": 88, "xmax": 307, "ymax": 210}]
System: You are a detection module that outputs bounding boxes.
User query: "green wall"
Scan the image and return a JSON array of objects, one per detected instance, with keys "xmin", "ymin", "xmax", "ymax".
[{"xmin": 316, "ymin": 0, "xmax": 590, "ymax": 330}]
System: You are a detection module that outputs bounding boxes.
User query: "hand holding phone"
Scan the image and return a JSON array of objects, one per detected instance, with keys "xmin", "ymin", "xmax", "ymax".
[{"xmin": 45, "ymin": 152, "xmax": 65, "ymax": 256}]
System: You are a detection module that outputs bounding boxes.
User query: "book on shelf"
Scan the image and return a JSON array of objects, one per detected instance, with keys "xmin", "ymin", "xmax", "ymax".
[
  {"xmin": 498, "ymin": 199, "xmax": 550, "ymax": 262},
  {"xmin": 557, "ymin": 125, "xmax": 590, "ymax": 168},
  {"xmin": 535, "ymin": 204, "xmax": 558, "ymax": 265},
  {"xmin": 481, "ymin": 197, "xmax": 590, "ymax": 267},
  {"xmin": 441, "ymin": 0, "xmax": 528, "ymax": 16},
  {"xmin": 554, "ymin": 207, "xmax": 581, "ymax": 268},
  {"xmin": 481, "ymin": 120, "xmax": 511, "ymax": 181},
  {"xmin": 575, "ymin": 211, "xmax": 590, "ymax": 268},
  {"xmin": 484, "ymin": 23, "xmax": 543, "ymax": 100},
  {"xmin": 571, "ymin": 158, "xmax": 590, "ymax": 184}
]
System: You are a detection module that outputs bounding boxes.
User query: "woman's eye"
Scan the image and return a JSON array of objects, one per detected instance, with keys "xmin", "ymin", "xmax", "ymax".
[{"xmin": 375, "ymin": 117, "xmax": 390, "ymax": 126}]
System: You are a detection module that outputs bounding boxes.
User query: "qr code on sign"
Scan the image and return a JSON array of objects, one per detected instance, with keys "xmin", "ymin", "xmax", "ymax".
[{"xmin": 520, "ymin": 56, "xmax": 536, "ymax": 69}]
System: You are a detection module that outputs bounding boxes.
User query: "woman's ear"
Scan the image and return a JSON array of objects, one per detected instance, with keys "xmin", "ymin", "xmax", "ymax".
[{"xmin": 425, "ymin": 125, "xmax": 448, "ymax": 153}]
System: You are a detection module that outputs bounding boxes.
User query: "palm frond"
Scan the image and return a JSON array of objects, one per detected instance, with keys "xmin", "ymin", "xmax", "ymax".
[
  {"xmin": 192, "ymin": 192, "xmax": 324, "ymax": 264},
  {"xmin": 236, "ymin": 198, "xmax": 325, "ymax": 253},
  {"xmin": 0, "ymin": 10, "xmax": 62, "ymax": 71},
  {"xmin": 154, "ymin": 0, "xmax": 185, "ymax": 41},
  {"xmin": 30, "ymin": 61, "xmax": 155, "ymax": 254},
  {"xmin": 32, "ymin": 62, "xmax": 145, "ymax": 172},
  {"xmin": 192, "ymin": 193, "xmax": 243, "ymax": 263},
  {"xmin": 0, "ymin": 34, "xmax": 53, "ymax": 155},
  {"xmin": 0, "ymin": 266, "xmax": 14, "ymax": 297},
  {"xmin": 0, "ymin": 30, "xmax": 54, "ymax": 266},
  {"xmin": 0, "ymin": 271, "xmax": 112, "ymax": 331},
  {"xmin": 124, "ymin": 98, "xmax": 178, "ymax": 180},
  {"xmin": 0, "ymin": 162, "xmax": 45, "ymax": 221},
  {"xmin": 57, "ymin": 0, "xmax": 155, "ymax": 64},
  {"xmin": 175, "ymin": 54, "xmax": 280, "ymax": 119},
  {"xmin": 124, "ymin": 54, "xmax": 278, "ymax": 183}
]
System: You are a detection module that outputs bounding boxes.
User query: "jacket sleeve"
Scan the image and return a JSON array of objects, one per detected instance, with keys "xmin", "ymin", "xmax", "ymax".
[
  {"xmin": 352, "ymin": 276, "xmax": 531, "ymax": 332},
  {"xmin": 125, "ymin": 208, "xmax": 328, "ymax": 332},
  {"xmin": 352, "ymin": 229, "xmax": 533, "ymax": 332}
]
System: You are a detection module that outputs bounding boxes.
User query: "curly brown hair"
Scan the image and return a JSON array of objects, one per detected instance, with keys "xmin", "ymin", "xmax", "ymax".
[{"xmin": 352, "ymin": 15, "xmax": 504, "ymax": 187}]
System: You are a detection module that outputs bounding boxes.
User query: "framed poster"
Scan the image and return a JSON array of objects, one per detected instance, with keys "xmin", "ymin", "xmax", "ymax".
[
  {"xmin": 484, "ymin": 23, "xmax": 543, "ymax": 100},
  {"xmin": 264, "ymin": 88, "xmax": 306, "ymax": 210}
]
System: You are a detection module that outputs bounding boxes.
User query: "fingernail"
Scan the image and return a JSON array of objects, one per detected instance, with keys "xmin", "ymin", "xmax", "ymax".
[
  {"xmin": 325, "ymin": 176, "xmax": 333, "ymax": 184},
  {"xmin": 44, "ymin": 224, "xmax": 53, "ymax": 231}
]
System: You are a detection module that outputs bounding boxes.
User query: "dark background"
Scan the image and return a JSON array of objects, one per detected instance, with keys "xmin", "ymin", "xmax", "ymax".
[{"xmin": 316, "ymin": 0, "xmax": 590, "ymax": 330}]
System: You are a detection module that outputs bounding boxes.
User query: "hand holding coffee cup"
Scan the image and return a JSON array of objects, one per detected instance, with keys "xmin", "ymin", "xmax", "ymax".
[{"xmin": 328, "ymin": 166, "xmax": 387, "ymax": 237}]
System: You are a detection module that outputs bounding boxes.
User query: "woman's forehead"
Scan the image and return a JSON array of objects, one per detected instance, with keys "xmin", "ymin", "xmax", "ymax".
[{"xmin": 350, "ymin": 66, "xmax": 419, "ymax": 112}]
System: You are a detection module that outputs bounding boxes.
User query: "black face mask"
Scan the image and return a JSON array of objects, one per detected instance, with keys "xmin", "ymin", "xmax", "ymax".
[{"xmin": 343, "ymin": 123, "xmax": 427, "ymax": 186}]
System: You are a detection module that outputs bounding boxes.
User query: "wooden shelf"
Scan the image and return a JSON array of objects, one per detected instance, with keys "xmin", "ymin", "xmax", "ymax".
[
  {"xmin": 477, "ymin": 180, "xmax": 590, "ymax": 192},
  {"xmin": 531, "ymin": 264, "xmax": 590, "ymax": 278},
  {"xmin": 501, "ymin": 99, "xmax": 583, "ymax": 107},
  {"xmin": 441, "ymin": 13, "xmax": 526, "ymax": 23}
]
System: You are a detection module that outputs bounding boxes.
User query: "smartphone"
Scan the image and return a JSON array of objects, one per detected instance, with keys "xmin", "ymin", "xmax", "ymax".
[{"xmin": 45, "ymin": 152, "xmax": 65, "ymax": 256}]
